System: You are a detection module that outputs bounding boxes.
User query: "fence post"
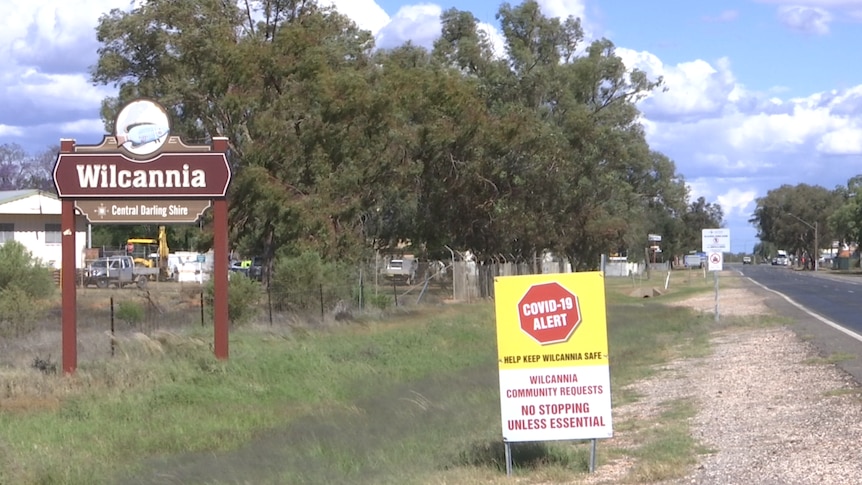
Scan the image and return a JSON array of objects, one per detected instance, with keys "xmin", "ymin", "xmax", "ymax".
[
  {"xmin": 319, "ymin": 284, "xmax": 325, "ymax": 322},
  {"xmin": 200, "ymin": 291, "xmax": 205, "ymax": 327},
  {"xmin": 359, "ymin": 267, "xmax": 364, "ymax": 313},
  {"xmin": 267, "ymin": 282, "xmax": 273, "ymax": 326},
  {"xmin": 110, "ymin": 296, "xmax": 115, "ymax": 357}
]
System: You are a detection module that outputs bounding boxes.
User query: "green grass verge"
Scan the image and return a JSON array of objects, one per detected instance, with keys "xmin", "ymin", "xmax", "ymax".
[{"xmin": 0, "ymin": 278, "xmax": 760, "ymax": 484}]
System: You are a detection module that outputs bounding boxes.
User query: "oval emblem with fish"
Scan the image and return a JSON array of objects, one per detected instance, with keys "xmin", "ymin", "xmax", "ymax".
[{"xmin": 114, "ymin": 99, "xmax": 171, "ymax": 157}]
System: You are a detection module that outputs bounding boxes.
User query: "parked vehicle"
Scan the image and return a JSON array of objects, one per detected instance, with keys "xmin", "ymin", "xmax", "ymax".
[
  {"xmin": 384, "ymin": 256, "xmax": 417, "ymax": 284},
  {"xmin": 83, "ymin": 255, "xmax": 159, "ymax": 288},
  {"xmin": 229, "ymin": 257, "xmax": 263, "ymax": 281}
]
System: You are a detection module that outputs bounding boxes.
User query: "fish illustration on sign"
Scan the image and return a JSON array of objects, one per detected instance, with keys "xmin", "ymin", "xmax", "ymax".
[
  {"xmin": 114, "ymin": 99, "xmax": 172, "ymax": 156},
  {"xmin": 118, "ymin": 122, "xmax": 169, "ymax": 148}
]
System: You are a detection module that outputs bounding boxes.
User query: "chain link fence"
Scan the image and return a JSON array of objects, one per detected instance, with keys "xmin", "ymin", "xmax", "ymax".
[{"xmin": 74, "ymin": 254, "xmax": 647, "ymax": 336}]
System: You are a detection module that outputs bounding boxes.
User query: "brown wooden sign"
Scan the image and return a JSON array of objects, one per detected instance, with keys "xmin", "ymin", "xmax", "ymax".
[
  {"xmin": 53, "ymin": 152, "xmax": 231, "ymax": 198},
  {"xmin": 75, "ymin": 199, "xmax": 212, "ymax": 224},
  {"xmin": 54, "ymin": 98, "xmax": 233, "ymax": 375}
]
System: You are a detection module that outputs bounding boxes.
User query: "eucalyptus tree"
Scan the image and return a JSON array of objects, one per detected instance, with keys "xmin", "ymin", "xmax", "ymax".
[
  {"xmin": 91, "ymin": 1, "xmax": 401, "ymax": 268},
  {"xmin": 88, "ymin": 0, "xmax": 694, "ymax": 272},
  {"xmin": 629, "ymin": 151, "xmax": 690, "ymax": 261},
  {"xmin": 488, "ymin": 2, "xmax": 669, "ymax": 268},
  {"xmin": 750, "ymin": 184, "xmax": 839, "ymax": 259},
  {"xmin": 828, "ymin": 175, "xmax": 862, "ymax": 247},
  {"xmin": 677, "ymin": 196, "xmax": 724, "ymax": 252}
]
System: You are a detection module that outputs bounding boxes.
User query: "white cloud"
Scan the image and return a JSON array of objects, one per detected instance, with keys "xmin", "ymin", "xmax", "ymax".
[
  {"xmin": 620, "ymin": 30, "xmax": 862, "ymax": 249},
  {"xmin": 617, "ymin": 50, "xmax": 742, "ymax": 122},
  {"xmin": 0, "ymin": 0, "xmax": 129, "ymax": 150},
  {"xmin": 757, "ymin": 0, "xmax": 862, "ymax": 32},
  {"xmin": 478, "ymin": 22, "xmax": 507, "ymax": 58},
  {"xmin": 817, "ymin": 128, "xmax": 862, "ymax": 154},
  {"xmin": 0, "ymin": 0, "xmax": 127, "ymax": 74},
  {"xmin": 619, "ymin": 43, "xmax": 862, "ymax": 167},
  {"xmin": 728, "ymin": 109, "xmax": 827, "ymax": 151},
  {"xmin": 777, "ymin": 5, "xmax": 833, "ymax": 34},
  {"xmin": 0, "ymin": 125, "xmax": 24, "ymax": 137},
  {"xmin": 323, "ymin": 0, "xmax": 390, "ymax": 35},
  {"xmin": 717, "ymin": 187, "xmax": 759, "ymax": 218},
  {"xmin": 536, "ymin": 0, "xmax": 587, "ymax": 21},
  {"xmin": 375, "ymin": 4, "xmax": 442, "ymax": 49},
  {"xmin": 536, "ymin": 0, "xmax": 595, "ymax": 39}
]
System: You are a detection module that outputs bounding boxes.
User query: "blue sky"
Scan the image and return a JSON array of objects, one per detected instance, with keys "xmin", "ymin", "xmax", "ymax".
[{"xmin": 2, "ymin": 0, "xmax": 862, "ymax": 254}]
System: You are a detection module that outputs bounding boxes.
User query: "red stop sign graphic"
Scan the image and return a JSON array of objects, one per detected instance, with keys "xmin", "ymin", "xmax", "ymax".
[{"xmin": 518, "ymin": 282, "xmax": 582, "ymax": 345}]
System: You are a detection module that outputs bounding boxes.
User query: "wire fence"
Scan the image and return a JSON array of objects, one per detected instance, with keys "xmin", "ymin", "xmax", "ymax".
[{"xmin": 72, "ymin": 254, "xmax": 647, "ymax": 344}]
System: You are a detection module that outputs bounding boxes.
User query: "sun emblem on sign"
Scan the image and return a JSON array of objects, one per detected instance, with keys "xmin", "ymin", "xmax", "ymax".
[{"xmin": 96, "ymin": 203, "xmax": 108, "ymax": 219}]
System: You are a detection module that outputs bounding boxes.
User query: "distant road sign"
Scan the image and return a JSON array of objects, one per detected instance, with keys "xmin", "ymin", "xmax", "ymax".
[
  {"xmin": 702, "ymin": 228, "xmax": 731, "ymax": 252},
  {"xmin": 708, "ymin": 252, "xmax": 723, "ymax": 271}
]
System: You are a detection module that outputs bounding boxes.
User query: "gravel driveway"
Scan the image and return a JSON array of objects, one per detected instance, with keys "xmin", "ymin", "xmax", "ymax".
[{"xmin": 591, "ymin": 277, "xmax": 862, "ymax": 484}]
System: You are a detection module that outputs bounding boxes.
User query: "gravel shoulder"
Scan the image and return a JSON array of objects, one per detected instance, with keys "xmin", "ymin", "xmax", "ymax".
[{"xmin": 593, "ymin": 275, "xmax": 862, "ymax": 484}]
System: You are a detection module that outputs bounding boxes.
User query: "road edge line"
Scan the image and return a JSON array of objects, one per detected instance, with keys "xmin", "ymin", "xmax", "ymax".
[{"xmin": 746, "ymin": 276, "xmax": 862, "ymax": 343}]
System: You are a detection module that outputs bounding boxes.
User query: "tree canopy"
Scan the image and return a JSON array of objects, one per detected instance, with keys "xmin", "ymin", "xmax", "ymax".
[
  {"xmin": 0, "ymin": 143, "xmax": 55, "ymax": 191},
  {"xmin": 81, "ymin": 0, "xmax": 717, "ymax": 268},
  {"xmin": 749, "ymin": 183, "xmax": 842, "ymax": 262}
]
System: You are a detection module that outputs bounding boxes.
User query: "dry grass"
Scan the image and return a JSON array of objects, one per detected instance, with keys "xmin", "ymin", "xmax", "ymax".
[
  {"xmin": 0, "ymin": 327, "xmax": 216, "ymax": 417},
  {"xmin": 0, "ymin": 283, "xmax": 208, "ymax": 367}
]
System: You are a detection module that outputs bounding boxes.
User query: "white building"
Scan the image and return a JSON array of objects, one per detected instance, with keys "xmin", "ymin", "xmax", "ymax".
[{"xmin": 0, "ymin": 190, "xmax": 88, "ymax": 269}]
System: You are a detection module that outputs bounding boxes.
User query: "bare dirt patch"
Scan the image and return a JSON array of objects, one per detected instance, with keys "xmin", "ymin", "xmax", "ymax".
[{"xmin": 664, "ymin": 287, "xmax": 772, "ymax": 316}]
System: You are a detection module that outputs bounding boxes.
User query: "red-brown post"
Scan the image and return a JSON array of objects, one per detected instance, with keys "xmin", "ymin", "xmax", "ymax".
[
  {"xmin": 59, "ymin": 139, "xmax": 77, "ymax": 374},
  {"xmin": 212, "ymin": 137, "xmax": 230, "ymax": 359}
]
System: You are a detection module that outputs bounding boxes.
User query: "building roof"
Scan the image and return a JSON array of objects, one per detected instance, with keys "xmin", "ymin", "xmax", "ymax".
[
  {"xmin": 0, "ymin": 189, "xmax": 57, "ymax": 205},
  {"xmin": 0, "ymin": 189, "xmax": 63, "ymax": 215}
]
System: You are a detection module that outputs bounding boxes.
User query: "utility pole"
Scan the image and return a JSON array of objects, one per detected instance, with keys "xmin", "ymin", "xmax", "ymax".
[
  {"xmin": 787, "ymin": 213, "xmax": 818, "ymax": 271},
  {"xmin": 814, "ymin": 221, "xmax": 819, "ymax": 271}
]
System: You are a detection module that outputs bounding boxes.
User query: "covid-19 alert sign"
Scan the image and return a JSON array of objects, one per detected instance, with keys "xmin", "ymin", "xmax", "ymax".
[{"xmin": 494, "ymin": 272, "xmax": 613, "ymax": 442}]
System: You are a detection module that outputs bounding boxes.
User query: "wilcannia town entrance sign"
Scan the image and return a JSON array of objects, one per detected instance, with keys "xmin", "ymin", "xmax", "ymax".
[{"xmin": 52, "ymin": 99, "xmax": 233, "ymax": 373}]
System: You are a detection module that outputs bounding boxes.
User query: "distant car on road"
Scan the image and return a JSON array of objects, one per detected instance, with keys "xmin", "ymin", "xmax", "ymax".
[
  {"xmin": 772, "ymin": 255, "xmax": 788, "ymax": 266},
  {"xmin": 742, "ymin": 256, "xmax": 752, "ymax": 265}
]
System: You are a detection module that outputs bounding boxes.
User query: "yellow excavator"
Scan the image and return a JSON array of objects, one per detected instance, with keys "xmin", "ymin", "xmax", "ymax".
[{"xmin": 126, "ymin": 226, "xmax": 169, "ymax": 280}]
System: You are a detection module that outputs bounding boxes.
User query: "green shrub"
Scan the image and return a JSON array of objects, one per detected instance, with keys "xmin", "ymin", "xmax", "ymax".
[
  {"xmin": 359, "ymin": 290, "xmax": 392, "ymax": 310},
  {"xmin": 0, "ymin": 286, "xmax": 44, "ymax": 336},
  {"xmin": 116, "ymin": 300, "xmax": 145, "ymax": 326},
  {"xmin": 270, "ymin": 251, "xmax": 353, "ymax": 311},
  {"xmin": 205, "ymin": 273, "xmax": 261, "ymax": 325},
  {"xmin": 0, "ymin": 241, "xmax": 55, "ymax": 297},
  {"xmin": 0, "ymin": 241, "xmax": 55, "ymax": 336}
]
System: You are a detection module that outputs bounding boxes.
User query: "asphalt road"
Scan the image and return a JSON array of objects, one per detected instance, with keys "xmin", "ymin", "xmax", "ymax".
[{"xmin": 736, "ymin": 262, "xmax": 862, "ymax": 383}]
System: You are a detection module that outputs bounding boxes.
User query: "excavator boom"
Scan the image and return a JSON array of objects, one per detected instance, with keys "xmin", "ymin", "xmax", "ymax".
[{"xmin": 126, "ymin": 226, "xmax": 170, "ymax": 279}]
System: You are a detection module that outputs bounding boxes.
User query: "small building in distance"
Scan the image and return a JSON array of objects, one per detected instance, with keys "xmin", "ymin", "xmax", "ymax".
[{"xmin": 0, "ymin": 189, "xmax": 87, "ymax": 268}]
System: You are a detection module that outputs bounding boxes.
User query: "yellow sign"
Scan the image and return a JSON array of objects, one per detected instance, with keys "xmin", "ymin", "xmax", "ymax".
[
  {"xmin": 494, "ymin": 272, "xmax": 613, "ymax": 442},
  {"xmin": 496, "ymin": 272, "xmax": 609, "ymax": 369}
]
